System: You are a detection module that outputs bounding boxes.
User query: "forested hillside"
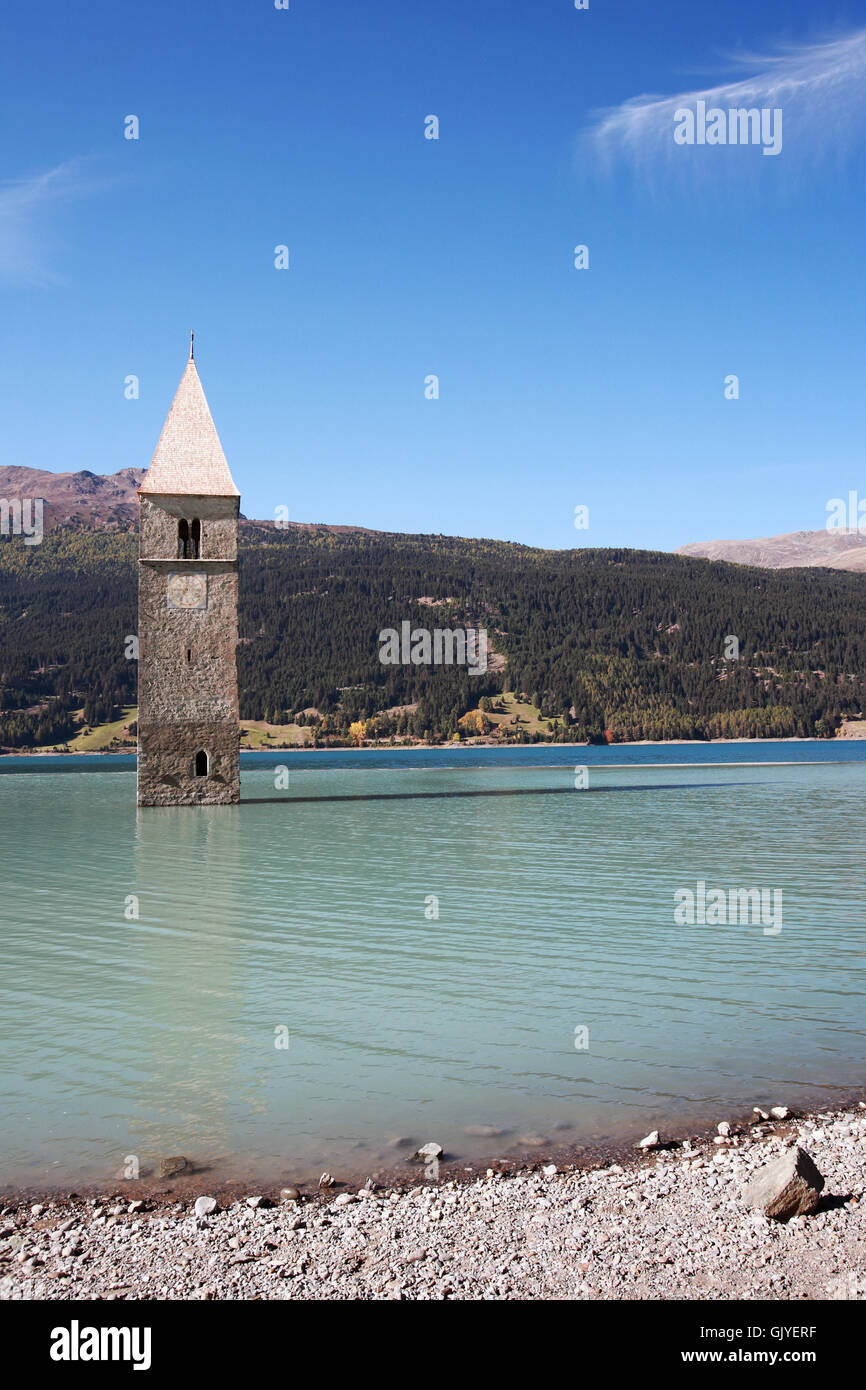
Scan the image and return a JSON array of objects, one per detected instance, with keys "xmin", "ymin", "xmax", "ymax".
[{"xmin": 0, "ymin": 525, "xmax": 864, "ymax": 747}]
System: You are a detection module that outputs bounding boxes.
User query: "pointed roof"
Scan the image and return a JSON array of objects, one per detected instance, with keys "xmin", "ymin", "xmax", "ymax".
[{"xmin": 139, "ymin": 353, "xmax": 239, "ymax": 497}]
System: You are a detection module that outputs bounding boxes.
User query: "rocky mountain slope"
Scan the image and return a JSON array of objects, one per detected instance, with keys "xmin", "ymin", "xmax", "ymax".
[
  {"xmin": 0, "ymin": 466, "xmax": 145, "ymax": 530},
  {"xmin": 677, "ymin": 530, "xmax": 866, "ymax": 572}
]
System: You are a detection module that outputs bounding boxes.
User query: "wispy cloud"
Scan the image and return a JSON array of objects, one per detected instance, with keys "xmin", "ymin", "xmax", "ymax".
[
  {"xmin": 0, "ymin": 160, "xmax": 99, "ymax": 287},
  {"xmin": 586, "ymin": 28, "xmax": 866, "ymax": 177}
]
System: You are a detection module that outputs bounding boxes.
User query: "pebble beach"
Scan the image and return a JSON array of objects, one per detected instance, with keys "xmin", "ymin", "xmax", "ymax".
[{"xmin": 2, "ymin": 1100, "xmax": 865, "ymax": 1302}]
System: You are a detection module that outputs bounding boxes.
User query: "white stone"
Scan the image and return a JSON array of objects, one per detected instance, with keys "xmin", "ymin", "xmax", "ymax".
[{"xmin": 414, "ymin": 1143, "xmax": 444, "ymax": 1161}]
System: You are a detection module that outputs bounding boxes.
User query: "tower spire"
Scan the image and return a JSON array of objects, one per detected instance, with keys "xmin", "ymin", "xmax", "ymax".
[
  {"xmin": 189, "ymin": 330, "xmax": 195, "ymax": 361},
  {"xmin": 139, "ymin": 350, "xmax": 239, "ymax": 497}
]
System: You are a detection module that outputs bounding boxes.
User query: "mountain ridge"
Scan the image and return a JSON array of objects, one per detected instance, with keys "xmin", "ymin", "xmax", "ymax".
[
  {"xmin": 0, "ymin": 465, "xmax": 379, "ymax": 536},
  {"xmin": 4, "ymin": 466, "xmax": 866, "ymax": 571},
  {"xmin": 676, "ymin": 529, "xmax": 866, "ymax": 572}
]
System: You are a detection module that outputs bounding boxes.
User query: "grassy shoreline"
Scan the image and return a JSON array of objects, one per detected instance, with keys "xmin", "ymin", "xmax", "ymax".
[{"xmin": 1, "ymin": 734, "xmax": 859, "ymax": 759}]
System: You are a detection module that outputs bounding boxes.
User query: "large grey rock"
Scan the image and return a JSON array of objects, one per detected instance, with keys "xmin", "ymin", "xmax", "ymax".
[{"xmin": 742, "ymin": 1145, "xmax": 824, "ymax": 1221}]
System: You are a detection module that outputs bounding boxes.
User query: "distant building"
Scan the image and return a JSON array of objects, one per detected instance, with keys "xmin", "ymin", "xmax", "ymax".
[{"xmin": 137, "ymin": 341, "xmax": 240, "ymax": 806}]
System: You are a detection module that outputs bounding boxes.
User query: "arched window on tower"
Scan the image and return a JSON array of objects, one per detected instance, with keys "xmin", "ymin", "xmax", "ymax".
[
  {"xmin": 190, "ymin": 518, "xmax": 201, "ymax": 559},
  {"xmin": 194, "ymin": 749, "xmax": 209, "ymax": 778},
  {"xmin": 178, "ymin": 519, "xmax": 189, "ymax": 558}
]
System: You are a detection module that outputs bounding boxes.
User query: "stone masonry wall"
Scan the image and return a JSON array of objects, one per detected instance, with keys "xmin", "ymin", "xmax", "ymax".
[
  {"xmin": 138, "ymin": 493, "xmax": 240, "ymax": 807},
  {"xmin": 139, "ymin": 494, "xmax": 237, "ymax": 561},
  {"xmin": 137, "ymin": 720, "xmax": 240, "ymax": 806}
]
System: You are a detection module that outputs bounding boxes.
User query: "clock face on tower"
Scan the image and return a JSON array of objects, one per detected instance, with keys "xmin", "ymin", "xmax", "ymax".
[{"xmin": 167, "ymin": 571, "xmax": 208, "ymax": 610}]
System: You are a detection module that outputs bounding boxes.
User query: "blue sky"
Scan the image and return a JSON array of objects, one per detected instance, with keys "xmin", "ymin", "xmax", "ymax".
[{"xmin": 1, "ymin": 0, "xmax": 865, "ymax": 550}]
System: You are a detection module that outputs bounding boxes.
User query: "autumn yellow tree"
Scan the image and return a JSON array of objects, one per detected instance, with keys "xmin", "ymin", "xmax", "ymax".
[
  {"xmin": 458, "ymin": 709, "xmax": 491, "ymax": 737},
  {"xmin": 349, "ymin": 720, "xmax": 367, "ymax": 746}
]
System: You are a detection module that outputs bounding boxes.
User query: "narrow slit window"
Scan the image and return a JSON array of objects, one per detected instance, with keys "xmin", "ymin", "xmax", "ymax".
[
  {"xmin": 190, "ymin": 518, "xmax": 201, "ymax": 559},
  {"xmin": 178, "ymin": 519, "xmax": 189, "ymax": 558}
]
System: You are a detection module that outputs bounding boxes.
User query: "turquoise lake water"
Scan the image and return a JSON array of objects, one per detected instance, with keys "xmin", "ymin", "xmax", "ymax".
[{"xmin": 1, "ymin": 743, "xmax": 864, "ymax": 1189}]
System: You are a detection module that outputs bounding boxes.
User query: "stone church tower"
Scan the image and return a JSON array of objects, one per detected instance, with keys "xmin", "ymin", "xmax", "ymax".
[{"xmin": 137, "ymin": 342, "xmax": 240, "ymax": 806}]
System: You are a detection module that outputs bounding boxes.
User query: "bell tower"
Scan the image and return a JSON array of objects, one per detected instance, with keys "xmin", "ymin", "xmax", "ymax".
[{"xmin": 137, "ymin": 340, "xmax": 240, "ymax": 806}]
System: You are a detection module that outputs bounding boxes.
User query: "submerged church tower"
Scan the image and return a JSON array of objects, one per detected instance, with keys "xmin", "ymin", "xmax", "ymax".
[{"xmin": 137, "ymin": 341, "xmax": 240, "ymax": 806}]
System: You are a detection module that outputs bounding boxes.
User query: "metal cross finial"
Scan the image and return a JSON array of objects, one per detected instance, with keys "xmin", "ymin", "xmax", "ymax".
[{"xmin": 190, "ymin": 330, "xmax": 194, "ymax": 361}]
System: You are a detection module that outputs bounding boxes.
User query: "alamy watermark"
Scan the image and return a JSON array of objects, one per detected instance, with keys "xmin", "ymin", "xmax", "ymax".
[
  {"xmin": 826, "ymin": 490, "xmax": 866, "ymax": 533},
  {"xmin": 0, "ymin": 497, "xmax": 43, "ymax": 545},
  {"xmin": 674, "ymin": 880, "xmax": 782, "ymax": 936},
  {"xmin": 378, "ymin": 622, "xmax": 488, "ymax": 675},
  {"xmin": 50, "ymin": 1321, "xmax": 151, "ymax": 1371},
  {"xmin": 674, "ymin": 101, "xmax": 782, "ymax": 157}
]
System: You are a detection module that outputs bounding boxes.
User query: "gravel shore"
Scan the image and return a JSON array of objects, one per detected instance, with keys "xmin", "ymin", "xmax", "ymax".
[{"xmin": 3, "ymin": 1102, "xmax": 865, "ymax": 1301}]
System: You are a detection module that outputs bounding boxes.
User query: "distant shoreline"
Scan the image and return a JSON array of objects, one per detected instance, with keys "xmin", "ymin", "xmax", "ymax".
[{"xmin": 0, "ymin": 734, "xmax": 859, "ymax": 759}]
